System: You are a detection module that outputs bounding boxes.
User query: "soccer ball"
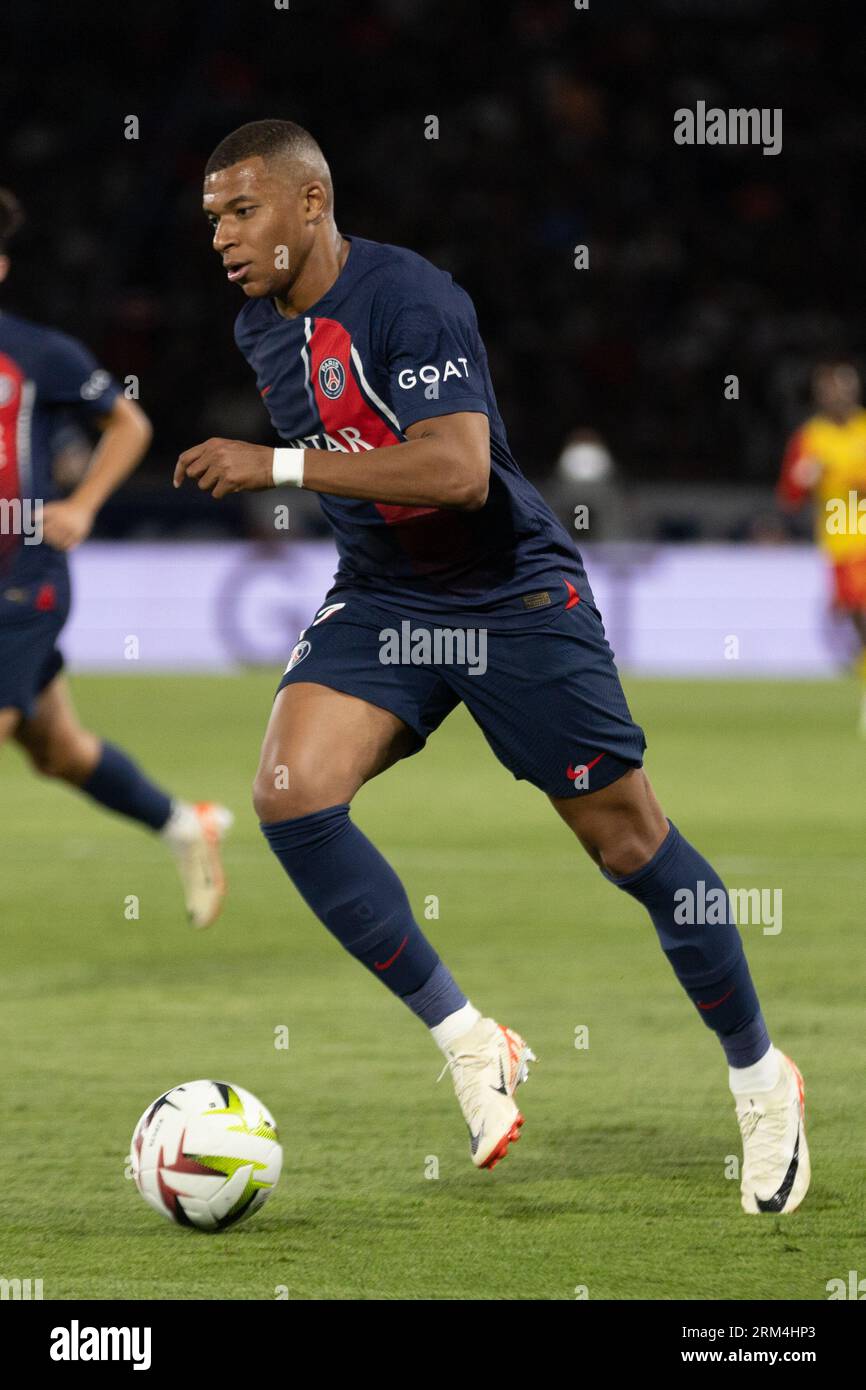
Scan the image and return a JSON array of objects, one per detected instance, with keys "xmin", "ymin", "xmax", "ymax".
[{"xmin": 130, "ymin": 1079, "xmax": 282, "ymax": 1232}]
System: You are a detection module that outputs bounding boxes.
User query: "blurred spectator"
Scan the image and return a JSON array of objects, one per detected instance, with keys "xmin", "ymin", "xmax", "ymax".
[{"xmin": 549, "ymin": 428, "xmax": 627, "ymax": 540}]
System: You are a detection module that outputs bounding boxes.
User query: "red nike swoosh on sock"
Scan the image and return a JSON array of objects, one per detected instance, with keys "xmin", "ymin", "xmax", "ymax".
[
  {"xmin": 697, "ymin": 986, "xmax": 735, "ymax": 1011},
  {"xmin": 374, "ymin": 935, "xmax": 409, "ymax": 971}
]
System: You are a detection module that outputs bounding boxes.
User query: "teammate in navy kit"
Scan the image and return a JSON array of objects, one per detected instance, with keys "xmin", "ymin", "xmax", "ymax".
[
  {"xmin": 176, "ymin": 122, "xmax": 809, "ymax": 1212},
  {"xmin": 0, "ymin": 189, "xmax": 231, "ymax": 929}
]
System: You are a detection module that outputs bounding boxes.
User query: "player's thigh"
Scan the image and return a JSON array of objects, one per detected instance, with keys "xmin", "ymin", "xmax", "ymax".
[
  {"xmin": 253, "ymin": 680, "xmax": 419, "ymax": 821},
  {"xmin": 0, "ymin": 706, "xmax": 22, "ymax": 745},
  {"xmin": 13, "ymin": 673, "xmax": 99, "ymax": 779}
]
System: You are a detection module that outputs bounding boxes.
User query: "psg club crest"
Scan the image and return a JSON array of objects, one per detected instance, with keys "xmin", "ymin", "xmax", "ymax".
[
  {"xmin": 318, "ymin": 357, "xmax": 345, "ymax": 399},
  {"xmin": 285, "ymin": 639, "xmax": 311, "ymax": 672}
]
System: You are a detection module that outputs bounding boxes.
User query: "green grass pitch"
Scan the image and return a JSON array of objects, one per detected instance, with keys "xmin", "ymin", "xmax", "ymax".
[{"xmin": 1, "ymin": 672, "xmax": 864, "ymax": 1300}]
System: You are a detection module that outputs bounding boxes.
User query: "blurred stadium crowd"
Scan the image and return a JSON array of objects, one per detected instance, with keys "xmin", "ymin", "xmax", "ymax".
[{"xmin": 1, "ymin": 0, "xmax": 863, "ymax": 541}]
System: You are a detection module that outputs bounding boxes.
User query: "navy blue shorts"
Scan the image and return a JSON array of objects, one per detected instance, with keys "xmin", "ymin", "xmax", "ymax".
[
  {"xmin": 276, "ymin": 591, "xmax": 646, "ymax": 798},
  {"xmin": 0, "ymin": 585, "xmax": 69, "ymax": 719}
]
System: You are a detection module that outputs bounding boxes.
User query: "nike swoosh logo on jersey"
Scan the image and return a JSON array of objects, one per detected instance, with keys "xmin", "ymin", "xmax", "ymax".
[
  {"xmin": 755, "ymin": 1127, "xmax": 800, "ymax": 1213},
  {"xmin": 311, "ymin": 602, "xmax": 346, "ymax": 626}
]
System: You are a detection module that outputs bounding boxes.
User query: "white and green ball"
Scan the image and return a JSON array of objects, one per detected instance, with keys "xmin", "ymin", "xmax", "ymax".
[{"xmin": 130, "ymin": 1080, "xmax": 282, "ymax": 1232}]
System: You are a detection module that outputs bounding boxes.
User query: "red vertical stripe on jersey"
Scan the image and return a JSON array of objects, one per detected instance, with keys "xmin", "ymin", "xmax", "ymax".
[
  {"xmin": 0, "ymin": 352, "xmax": 26, "ymax": 566},
  {"xmin": 307, "ymin": 317, "xmax": 439, "ymax": 524}
]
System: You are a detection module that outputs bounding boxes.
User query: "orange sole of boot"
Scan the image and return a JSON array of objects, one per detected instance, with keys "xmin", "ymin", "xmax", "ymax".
[
  {"xmin": 781, "ymin": 1053, "xmax": 806, "ymax": 1117},
  {"xmin": 480, "ymin": 1112, "xmax": 525, "ymax": 1170},
  {"xmin": 189, "ymin": 803, "xmax": 228, "ymax": 927}
]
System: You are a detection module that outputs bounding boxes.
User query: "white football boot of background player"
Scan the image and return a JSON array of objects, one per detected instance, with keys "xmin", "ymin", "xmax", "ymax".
[{"xmin": 161, "ymin": 800, "xmax": 234, "ymax": 929}]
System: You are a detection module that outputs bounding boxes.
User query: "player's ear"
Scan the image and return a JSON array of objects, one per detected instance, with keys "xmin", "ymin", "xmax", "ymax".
[
  {"xmin": 0, "ymin": 255, "xmax": 10, "ymax": 284},
  {"xmin": 303, "ymin": 181, "xmax": 327, "ymax": 224}
]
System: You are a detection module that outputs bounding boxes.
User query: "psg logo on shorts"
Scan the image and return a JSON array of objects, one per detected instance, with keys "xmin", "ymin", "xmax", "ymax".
[
  {"xmin": 285, "ymin": 639, "xmax": 311, "ymax": 672},
  {"xmin": 318, "ymin": 357, "xmax": 345, "ymax": 399}
]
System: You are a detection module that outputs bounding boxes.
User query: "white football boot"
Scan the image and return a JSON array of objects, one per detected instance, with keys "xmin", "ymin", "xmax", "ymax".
[
  {"xmin": 736, "ymin": 1052, "xmax": 810, "ymax": 1214},
  {"xmin": 438, "ymin": 1017, "xmax": 535, "ymax": 1170},
  {"xmin": 161, "ymin": 800, "xmax": 234, "ymax": 929}
]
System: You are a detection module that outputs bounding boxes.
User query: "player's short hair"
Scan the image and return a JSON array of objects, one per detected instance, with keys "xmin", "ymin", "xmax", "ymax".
[
  {"xmin": 0, "ymin": 188, "xmax": 24, "ymax": 255},
  {"xmin": 813, "ymin": 360, "xmax": 860, "ymax": 389},
  {"xmin": 815, "ymin": 359, "xmax": 858, "ymax": 376},
  {"xmin": 205, "ymin": 120, "xmax": 331, "ymax": 194}
]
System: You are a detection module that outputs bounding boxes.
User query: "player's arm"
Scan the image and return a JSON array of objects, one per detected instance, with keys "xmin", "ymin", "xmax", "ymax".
[
  {"xmin": 40, "ymin": 397, "xmax": 152, "ymax": 550},
  {"xmin": 36, "ymin": 332, "xmax": 154, "ymax": 552},
  {"xmin": 172, "ymin": 411, "xmax": 490, "ymax": 510},
  {"xmin": 177, "ymin": 289, "xmax": 492, "ymax": 508},
  {"xmin": 776, "ymin": 426, "xmax": 821, "ymax": 510}
]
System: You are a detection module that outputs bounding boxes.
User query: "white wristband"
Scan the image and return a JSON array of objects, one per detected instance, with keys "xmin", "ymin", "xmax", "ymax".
[{"xmin": 272, "ymin": 447, "xmax": 305, "ymax": 488}]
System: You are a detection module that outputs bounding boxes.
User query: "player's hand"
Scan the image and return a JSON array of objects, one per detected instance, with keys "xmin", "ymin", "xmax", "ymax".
[
  {"xmin": 38, "ymin": 498, "xmax": 96, "ymax": 552},
  {"xmin": 790, "ymin": 455, "xmax": 822, "ymax": 490},
  {"xmin": 173, "ymin": 439, "xmax": 274, "ymax": 498}
]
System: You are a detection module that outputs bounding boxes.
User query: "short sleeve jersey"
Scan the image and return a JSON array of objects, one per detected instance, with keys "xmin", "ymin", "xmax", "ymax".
[
  {"xmin": 778, "ymin": 410, "xmax": 866, "ymax": 561},
  {"xmin": 234, "ymin": 236, "xmax": 591, "ymax": 627},
  {"xmin": 0, "ymin": 310, "xmax": 120, "ymax": 605}
]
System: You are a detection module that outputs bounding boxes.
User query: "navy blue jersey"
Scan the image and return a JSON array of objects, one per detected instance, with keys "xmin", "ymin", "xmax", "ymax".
[
  {"xmin": 0, "ymin": 310, "xmax": 119, "ymax": 615},
  {"xmin": 234, "ymin": 236, "xmax": 592, "ymax": 627}
]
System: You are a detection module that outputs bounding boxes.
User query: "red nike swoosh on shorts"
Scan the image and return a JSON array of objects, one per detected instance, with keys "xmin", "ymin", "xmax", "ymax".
[
  {"xmin": 566, "ymin": 752, "xmax": 606, "ymax": 780},
  {"xmin": 697, "ymin": 986, "xmax": 735, "ymax": 1011},
  {"xmin": 374, "ymin": 935, "xmax": 409, "ymax": 971}
]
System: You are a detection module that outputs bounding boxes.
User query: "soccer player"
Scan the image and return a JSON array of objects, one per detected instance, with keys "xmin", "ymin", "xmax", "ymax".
[
  {"xmin": 0, "ymin": 188, "xmax": 231, "ymax": 928},
  {"xmin": 777, "ymin": 361, "xmax": 866, "ymax": 729},
  {"xmin": 176, "ymin": 121, "xmax": 809, "ymax": 1212}
]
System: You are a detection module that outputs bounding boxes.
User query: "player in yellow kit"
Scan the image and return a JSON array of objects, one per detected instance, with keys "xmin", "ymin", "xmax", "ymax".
[{"xmin": 777, "ymin": 361, "xmax": 866, "ymax": 729}]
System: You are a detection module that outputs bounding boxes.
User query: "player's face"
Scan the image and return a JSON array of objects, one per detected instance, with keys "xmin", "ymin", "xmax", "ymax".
[
  {"xmin": 813, "ymin": 364, "xmax": 861, "ymax": 417},
  {"xmin": 203, "ymin": 156, "xmax": 315, "ymax": 299}
]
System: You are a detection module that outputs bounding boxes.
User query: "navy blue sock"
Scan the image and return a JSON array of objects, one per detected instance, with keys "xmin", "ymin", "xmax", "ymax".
[
  {"xmin": 602, "ymin": 822, "xmax": 770, "ymax": 1067},
  {"xmin": 261, "ymin": 803, "xmax": 467, "ymax": 1024},
  {"xmin": 79, "ymin": 741, "xmax": 172, "ymax": 830}
]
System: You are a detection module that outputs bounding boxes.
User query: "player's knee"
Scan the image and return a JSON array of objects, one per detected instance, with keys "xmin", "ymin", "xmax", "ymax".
[
  {"xmin": 564, "ymin": 770, "xmax": 669, "ymax": 878},
  {"xmin": 252, "ymin": 774, "xmax": 290, "ymax": 824},
  {"xmin": 252, "ymin": 757, "xmax": 353, "ymax": 824},
  {"xmin": 566, "ymin": 812, "xmax": 655, "ymax": 876},
  {"xmin": 595, "ymin": 810, "xmax": 669, "ymax": 878},
  {"xmin": 598, "ymin": 832, "xmax": 655, "ymax": 879},
  {"xmin": 27, "ymin": 727, "xmax": 98, "ymax": 783},
  {"xmin": 29, "ymin": 739, "xmax": 80, "ymax": 781}
]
